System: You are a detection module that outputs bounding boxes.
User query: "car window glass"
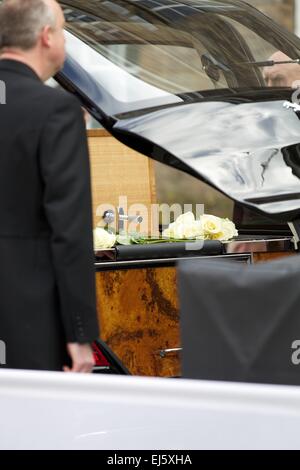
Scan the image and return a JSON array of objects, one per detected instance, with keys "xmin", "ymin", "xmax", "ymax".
[
  {"xmin": 46, "ymin": 77, "xmax": 103, "ymax": 128},
  {"xmin": 60, "ymin": 1, "xmax": 300, "ymax": 115}
]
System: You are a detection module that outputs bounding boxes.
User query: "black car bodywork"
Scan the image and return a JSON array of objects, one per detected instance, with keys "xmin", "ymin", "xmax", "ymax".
[{"xmin": 55, "ymin": 0, "xmax": 300, "ymax": 225}]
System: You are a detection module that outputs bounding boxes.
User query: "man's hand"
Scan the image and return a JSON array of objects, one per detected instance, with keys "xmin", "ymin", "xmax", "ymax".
[{"xmin": 63, "ymin": 343, "xmax": 95, "ymax": 373}]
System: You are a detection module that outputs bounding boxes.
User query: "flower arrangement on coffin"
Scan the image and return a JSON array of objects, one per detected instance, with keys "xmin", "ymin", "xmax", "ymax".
[
  {"xmin": 162, "ymin": 212, "xmax": 238, "ymax": 242},
  {"xmin": 93, "ymin": 212, "xmax": 238, "ymax": 250}
]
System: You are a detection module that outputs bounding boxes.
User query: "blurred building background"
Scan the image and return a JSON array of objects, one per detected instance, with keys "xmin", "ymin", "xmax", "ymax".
[
  {"xmin": 155, "ymin": 0, "xmax": 299, "ymax": 220},
  {"xmin": 250, "ymin": 0, "xmax": 294, "ymax": 32}
]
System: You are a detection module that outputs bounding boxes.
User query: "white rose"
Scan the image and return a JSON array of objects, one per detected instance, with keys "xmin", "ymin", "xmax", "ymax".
[
  {"xmin": 172, "ymin": 212, "xmax": 198, "ymax": 239},
  {"xmin": 93, "ymin": 227, "xmax": 116, "ymax": 249},
  {"xmin": 162, "ymin": 222, "xmax": 176, "ymax": 238},
  {"xmin": 162, "ymin": 227, "xmax": 171, "ymax": 238},
  {"xmin": 163, "ymin": 217, "xmax": 191, "ymax": 239},
  {"xmin": 175, "ymin": 212, "xmax": 195, "ymax": 226},
  {"xmin": 183, "ymin": 220, "xmax": 205, "ymax": 239},
  {"xmin": 218, "ymin": 218, "xmax": 238, "ymax": 241},
  {"xmin": 200, "ymin": 214, "xmax": 223, "ymax": 236},
  {"xmin": 163, "ymin": 218, "xmax": 204, "ymax": 239},
  {"xmin": 172, "ymin": 223, "xmax": 186, "ymax": 239}
]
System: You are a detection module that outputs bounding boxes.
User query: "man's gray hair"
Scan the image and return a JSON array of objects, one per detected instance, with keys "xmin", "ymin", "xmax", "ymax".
[{"xmin": 0, "ymin": 0, "xmax": 56, "ymax": 51}]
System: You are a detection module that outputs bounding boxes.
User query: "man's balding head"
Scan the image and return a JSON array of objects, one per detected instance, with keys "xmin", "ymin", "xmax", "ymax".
[
  {"xmin": 0, "ymin": 0, "xmax": 66, "ymax": 80},
  {"xmin": 0, "ymin": 0, "xmax": 58, "ymax": 50},
  {"xmin": 263, "ymin": 51, "xmax": 300, "ymax": 88}
]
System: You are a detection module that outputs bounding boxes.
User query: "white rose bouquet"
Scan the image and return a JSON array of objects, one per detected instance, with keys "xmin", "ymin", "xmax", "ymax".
[
  {"xmin": 162, "ymin": 212, "xmax": 238, "ymax": 242},
  {"xmin": 93, "ymin": 212, "xmax": 238, "ymax": 249}
]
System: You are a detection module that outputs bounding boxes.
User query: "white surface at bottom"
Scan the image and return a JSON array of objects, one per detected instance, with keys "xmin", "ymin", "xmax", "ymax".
[{"xmin": 0, "ymin": 369, "xmax": 300, "ymax": 449}]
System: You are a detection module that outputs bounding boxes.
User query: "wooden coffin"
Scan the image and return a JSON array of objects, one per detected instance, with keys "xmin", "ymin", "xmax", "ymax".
[{"xmin": 87, "ymin": 129, "xmax": 295, "ymax": 378}]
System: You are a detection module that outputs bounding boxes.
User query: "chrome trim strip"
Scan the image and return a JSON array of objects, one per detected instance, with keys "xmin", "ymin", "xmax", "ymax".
[
  {"xmin": 224, "ymin": 237, "xmax": 293, "ymax": 254},
  {"xmin": 94, "ymin": 253, "xmax": 252, "ymax": 270}
]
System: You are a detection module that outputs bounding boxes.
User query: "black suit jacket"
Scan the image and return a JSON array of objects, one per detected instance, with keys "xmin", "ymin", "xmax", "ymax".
[{"xmin": 0, "ymin": 59, "xmax": 99, "ymax": 370}]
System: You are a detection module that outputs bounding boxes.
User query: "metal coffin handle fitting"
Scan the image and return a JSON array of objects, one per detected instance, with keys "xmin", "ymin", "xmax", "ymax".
[
  {"xmin": 102, "ymin": 210, "xmax": 115, "ymax": 225},
  {"xmin": 102, "ymin": 208, "xmax": 143, "ymax": 231},
  {"xmin": 157, "ymin": 348, "xmax": 182, "ymax": 358}
]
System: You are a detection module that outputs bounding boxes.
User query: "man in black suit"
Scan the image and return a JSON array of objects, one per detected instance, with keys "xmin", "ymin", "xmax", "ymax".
[{"xmin": 0, "ymin": 0, "xmax": 99, "ymax": 372}]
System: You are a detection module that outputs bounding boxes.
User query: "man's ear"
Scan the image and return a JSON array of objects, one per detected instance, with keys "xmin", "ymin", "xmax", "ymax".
[{"xmin": 40, "ymin": 25, "xmax": 52, "ymax": 48}]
